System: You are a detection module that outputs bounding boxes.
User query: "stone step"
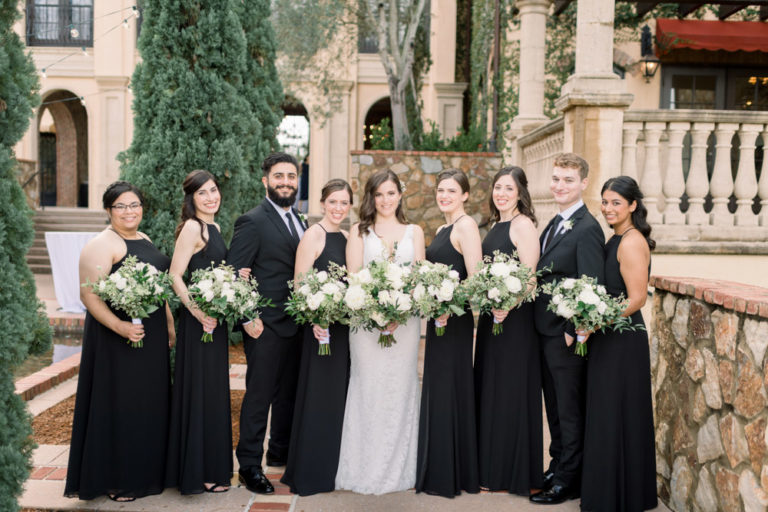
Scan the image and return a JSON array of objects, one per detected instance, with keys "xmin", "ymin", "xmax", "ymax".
[{"xmin": 29, "ymin": 263, "xmax": 51, "ymax": 274}]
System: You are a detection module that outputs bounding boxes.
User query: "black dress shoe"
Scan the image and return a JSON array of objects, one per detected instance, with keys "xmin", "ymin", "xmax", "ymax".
[
  {"xmin": 529, "ymin": 484, "xmax": 579, "ymax": 504},
  {"xmin": 541, "ymin": 470, "xmax": 555, "ymax": 491},
  {"xmin": 238, "ymin": 466, "xmax": 274, "ymax": 494}
]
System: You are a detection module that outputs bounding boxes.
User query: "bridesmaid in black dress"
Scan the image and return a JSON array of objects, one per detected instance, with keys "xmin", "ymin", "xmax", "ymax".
[
  {"xmin": 416, "ymin": 169, "xmax": 482, "ymax": 497},
  {"xmin": 166, "ymin": 170, "xmax": 233, "ymax": 494},
  {"xmin": 580, "ymin": 176, "xmax": 656, "ymax": 512},
  {"xmin": 281, "ymin": 179, "xmax": 352, "ymax": 495},
  {"xmin": 474, "ymin": 167, "xmax": 543, "ymax": 494},
  {"xmin": 65, "ymin": 181, "xmax": 174, "ymax": 502}
]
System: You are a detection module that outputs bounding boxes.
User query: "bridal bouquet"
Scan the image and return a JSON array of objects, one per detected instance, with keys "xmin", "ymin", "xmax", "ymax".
[
  {"xmin": 407, "ymin": 261, "xmax": 467, "ymax": 336},
  {"xmin": 285, "ymin": 263, "xmax": 348, "ymax": 355},
  {"xmin": 343, "ymin": 259, "xmax": 413, "ymax": 348},
  {"xmin": 84, "ymin": 255, "xmax": 175, "ymax": 348},
  {"xmin": 187, "ymin": 262, "xmax": 271, "ymax": 342},
  {"xmin": 539, "ymin": 275, "xmax": 636, "ymax": 356},
  {"xmin": 462, "ymin": 250, "xmax": 537, "ymax": 335}
]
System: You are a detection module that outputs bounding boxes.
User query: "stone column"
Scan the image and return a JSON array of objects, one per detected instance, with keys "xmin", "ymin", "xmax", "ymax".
[
  {"xmin": 621, "ymin": 121, "xmax": 642, "ymax": 182},
  {"xmin": 733, "ymin": 124, "xmax": 761, "ymax": 226},
  {"xmin": 433, "ymin": 82, "xmax": 468, "ymax": 139},
  {"xmin": 639, "ymin": 122, "xmax": 665, "ymax": 224},
  {"xmin": 686, "ymin": 122, "xmax": 714, "ymax": 225},
  {"xmin": 554, "ymin": 0, "xmax": 631, "ymax": 210},
  {"xmin": 511, "ymin": 0, "xmax": 550, "ymax": 131},
  {"xmin": 662, "ymin": 122, "xmax": 690, "ymax": 225}
]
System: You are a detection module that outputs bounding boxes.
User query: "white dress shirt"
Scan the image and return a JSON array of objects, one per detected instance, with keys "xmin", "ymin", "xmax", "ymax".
[{"xmin": 266, "ymin": 196, "xmax": 305, "ymax": 239}]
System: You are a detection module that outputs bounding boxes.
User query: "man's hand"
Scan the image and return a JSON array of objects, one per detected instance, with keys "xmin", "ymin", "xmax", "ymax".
[{"xmin": 244, "ymin": 318, "xmax": 264, "ymax": 339}]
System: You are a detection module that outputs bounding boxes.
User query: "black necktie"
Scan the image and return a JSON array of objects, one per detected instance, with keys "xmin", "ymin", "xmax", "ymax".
[
  {"xmin": 543, "ymin": 214, "xmax": 562, "ymax": 250},
  {"xmin": 286, "ymin": 212, "xmax": 300, "ymax": 242}
]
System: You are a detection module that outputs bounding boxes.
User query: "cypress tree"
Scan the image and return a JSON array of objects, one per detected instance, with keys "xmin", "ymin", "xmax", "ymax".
[
  {"xmin": 120, "ymin": 0, "xmax": 283, "ymax": 254},
  {"xmin": 0, "ymin": 0, "xmax": 52, "ymax": 509}
]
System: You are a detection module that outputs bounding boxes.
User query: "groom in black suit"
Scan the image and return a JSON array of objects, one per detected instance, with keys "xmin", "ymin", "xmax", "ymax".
[
  {"xmin": 530, "ymin": 153, "xmax": 605, "ymax": 505},
  {"xmin": 228, "ymin": 152, "xmax": 307, "ymax": 494}
]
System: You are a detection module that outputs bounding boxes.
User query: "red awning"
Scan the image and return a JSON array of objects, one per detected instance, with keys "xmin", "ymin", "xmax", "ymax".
[{"xmin": 656, "ymin": 19, "xmax": 768, "ymax": 54}]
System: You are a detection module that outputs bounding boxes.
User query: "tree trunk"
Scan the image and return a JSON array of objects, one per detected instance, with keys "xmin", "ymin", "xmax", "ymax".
[{"xmin": 389, "ymin": 78, "xmax": 411, "ymax": 150}]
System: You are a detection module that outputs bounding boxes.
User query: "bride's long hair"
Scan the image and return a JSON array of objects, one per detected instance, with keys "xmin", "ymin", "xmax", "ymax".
[{"xmin": 358, "ymin": 170, "xmax": 408, "ymax": 236}]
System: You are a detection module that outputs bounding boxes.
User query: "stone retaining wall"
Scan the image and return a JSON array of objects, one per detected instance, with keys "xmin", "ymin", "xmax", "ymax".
[
  {"xmin": 350, "ymin": 150, "xmax": 503, "ymax": 243},
  {"xmin": 651, "ymin": 276, "xmax": 768, "ymax": 511}
]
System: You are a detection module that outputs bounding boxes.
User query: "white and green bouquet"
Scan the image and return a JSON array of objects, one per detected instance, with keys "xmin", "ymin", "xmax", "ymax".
[
  {"xmin": 84, "ymin": 255, "xmax": 175, "ymax": 348},
  {"xmin": 539, "ymin": 275, "xmax": 637, "ymax": 356},
  {"xmin": 462, "ymin": 250, "xmax": 538, "ymax": 335},
  {"xmin": 285, "ymin": 263, "xmax": 348, "ymax": 355},
  {"xmin": 343, "ymin": 259, "xmax": 413, "ymax": 348},
  {"xmin": 407, "ymin": 261, "xmax": 467, "ymax": 336},
  {"xmin": 187, "ymin": 262, "xmax": 272, "ymax": 342}
]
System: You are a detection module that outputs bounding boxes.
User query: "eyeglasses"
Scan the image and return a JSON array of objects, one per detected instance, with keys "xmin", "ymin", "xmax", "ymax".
[{"xmin": 110, "ymin": 202, "xmax": 143, "ymax": 212}]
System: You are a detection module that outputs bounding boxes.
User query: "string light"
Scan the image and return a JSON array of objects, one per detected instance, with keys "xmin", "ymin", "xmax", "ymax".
[
  {"xmin": 41, "ymin": 68, "xmax": 47, "ymax": 79},
  {"xmin": 123, "ymin": 19, "xmax": 130, "ymax": 29},
  {"xmin": 69, "ymin": 26, "xmax": 79, "ymax": 38},
  {"xmin": 81, "ymin": 46, "xmax": 88, "ymax": 56},
  {"xmin": 79, "ymin": 97, "xmax": 86, "ymax": 107},
  {"xmin": 132, "ymin": 6, "xmax": 140, "ymax": 18}
]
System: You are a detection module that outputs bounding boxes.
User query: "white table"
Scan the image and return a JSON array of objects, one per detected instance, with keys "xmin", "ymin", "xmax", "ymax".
[{"xmin": 45, "ymin": 232, "xmax": 99, "ymax": 313}]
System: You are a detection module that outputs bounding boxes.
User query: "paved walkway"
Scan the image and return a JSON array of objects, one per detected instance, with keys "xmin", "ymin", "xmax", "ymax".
[{"xmin": 21, "ymin": 274, "xmax": 670, "ymax": 511}]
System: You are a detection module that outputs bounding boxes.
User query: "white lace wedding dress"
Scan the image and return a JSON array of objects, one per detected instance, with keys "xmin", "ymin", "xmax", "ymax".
[{"xmin": 335, "ymin": 225, "xmax": 421, "ymax": 495}]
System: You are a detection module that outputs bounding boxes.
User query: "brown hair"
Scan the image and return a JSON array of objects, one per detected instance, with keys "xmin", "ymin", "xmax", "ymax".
[
  {"xmin": 436, "ymin": 168, "xmax": 469, "ymax": 195},
  {"xmin": 358, "ymin": 170, "xmax": 407, "ymax": 236},
  {"xmin": 320, "ymin": 179, "xmax": 353, "ymax": 203},
  {"xmin": 489, "ymin": 166, "xmax": 537, "ymax": 226},
  {"xmin": 553, "ymin": 152, "xmax": 589, "ymax": 179},
  {"xmin": 174, "ymin": 170, "xmax": 218, "ymax": 250}
]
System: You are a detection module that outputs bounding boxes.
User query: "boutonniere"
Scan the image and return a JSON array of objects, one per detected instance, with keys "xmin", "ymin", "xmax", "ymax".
[
  {"xmin": 562, "ymin": 220, "xmax": 574, "ymax": 232},
  {"xmin": 298, "ymin": 213, "xmax": 308, "ymax": 225}
]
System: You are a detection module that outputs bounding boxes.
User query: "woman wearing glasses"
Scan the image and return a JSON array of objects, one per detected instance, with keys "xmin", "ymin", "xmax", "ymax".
[{"xmin": 65, "ymin": 181, "xmax": 174, "ymax": 503}]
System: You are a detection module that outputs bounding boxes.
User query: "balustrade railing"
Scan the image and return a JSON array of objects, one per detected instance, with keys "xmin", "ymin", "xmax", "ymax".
[
  {"xmin": 517, "ymin": 117, "xmax": 564, "ymax": 221},
  {"xmin": 623, "ymin": 110, "xmax": 768, "ymax": 241}
]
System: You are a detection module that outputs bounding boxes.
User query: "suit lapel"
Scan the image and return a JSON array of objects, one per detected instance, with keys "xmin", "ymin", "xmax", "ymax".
[
  {"xmin": 263, "ymin": 200, "xmax": 298, "ymax": 248},
  {"xmin": 541, "ymin": 205, "xmax": 588, "ymax": 258},
  {"xmin": 292, "ymin": 207, "xmax": 308, "ymax": 230}
]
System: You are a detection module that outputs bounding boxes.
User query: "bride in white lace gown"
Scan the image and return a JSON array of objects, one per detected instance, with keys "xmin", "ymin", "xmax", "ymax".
[{"xmin": 336, "ymin": 170, "xmax": 425, "ymax": 495}]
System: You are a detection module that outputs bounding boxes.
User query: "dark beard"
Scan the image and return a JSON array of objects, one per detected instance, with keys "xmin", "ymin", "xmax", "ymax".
[{"xmin": 267, "ymin": 184, "xmax": 297, "ymax": 207}]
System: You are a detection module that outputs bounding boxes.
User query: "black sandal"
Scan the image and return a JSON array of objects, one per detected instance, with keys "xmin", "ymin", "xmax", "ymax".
[
  {"xmin": 108, "ymin": 494, "xmax": 136, "ymax": 502},
  {"xmin": 204, "ymin": 483, "xmax": 229, "ymax": 493}
]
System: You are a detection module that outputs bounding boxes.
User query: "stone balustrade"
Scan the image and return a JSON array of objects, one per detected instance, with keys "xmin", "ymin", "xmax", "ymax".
[
  {"xmin": 349, "ymin": 150, "xmax": 503, "ymax": 243},
  {"xmin": 624, "ymin": 110, "xmax": 768, "ymax": 252},
  {"xmin": 651, "ymin": 275, "xmax": 768, "ymax": 511},
  {"xmin": 516, "ymin": 117, "xmax": 565, "ymax": 223}
]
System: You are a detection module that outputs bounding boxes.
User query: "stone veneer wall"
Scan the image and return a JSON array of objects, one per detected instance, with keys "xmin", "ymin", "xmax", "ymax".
[
  {"xmin": 651, "ymin": 276, "xmax": 768, "ymax": 512},
  {"xmin": 350, "ymin": 150, "xmax": 503, "ymax": 244}
]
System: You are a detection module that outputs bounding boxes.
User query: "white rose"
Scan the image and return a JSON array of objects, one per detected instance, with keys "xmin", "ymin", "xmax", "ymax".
[
  {"xmin": 487, "ymin": 287, "xmax": 501, "ymax": 301},
  {"xmin": 507, "ymin": 261, "xmax": 519, "ymax": 272},
  {"xmin": 390, "ymin": 277, "xmax": 405, "ymax": 290},
  {"xmin": 212, "ymin": 267, "xmax": 228, "ymax": 281},
  {"xmin": 597, "ymin": 301, "xmax": 608, "ymax": 314},
  {"xmin": 562, "ymin": 278, "xmax": 576, "ymax": 290},
  {"xmin": 427, "ymin": 285, "xmax": 439, "ymax": 298},
  {"xmin": 438, "ymin": 282, "xmax": 455, "ymax": 302},
  {"xmin": 597, "ymin": 285, "xmax": 607, "ymax": 295},
  {"xmin": 223, "ymin": 288, "xmax": 235, "ymax": 303},
  {"xmin": 98, "ymin": 281, "xmax": 107, "ymax": 292},
  {"xmin": 504, "ymin": 276, "xmax": 522, "ymax": 294},
  {"xmin": 154, "ymin": 284, "xmax": 164, "ymax": 294},
  {"xmin": 307, "ymin": 292, "xmax": 325, "ymax": 311},
  {"xmin": 316, "ymin": 271, "xmax": 329, "ymax": 283},
  {"xmin": 556, "ymin": 302, "xmax": 575, "ymax": 319},
  {"xmin": 353, "ymin": 268, "xmax": 373, "ymax": 285},
  {"xmin": 370, "ymin": 311, "xmax": 388, "ymax": 327},
  {"xmin": 396, "ymin": 293, "xmax": 412, "ymax": 312},
  {"xmin": 578, "ymin": 289, "xmax": 600, "ymax": 305},
  {"xmin": 552, "ymin": 294, "xmax": 563, "ymax": 305},
  {"xmin": 203, "ymin": 290, "xmax": 215, "ymax": 302},
  {"xmin": 115, "ymin": 277, "xmax": 127, "ymax": 290},
  {"xmin": 146, "ymin": 264, "xmax": 158, "ymax": 275},
  {"xmin": 385, "ymin": 264, "xmax": 404, "ymax": 283},
  {"xmin": 412, "ymin": 283, "xmax": 426, "ymax": 301},
  {"xmin": 299, "ymin": 283, "xmax": 312, "ymax": 296},
  {"xmin": 344, "ymin": 285, "xmax": 367, "ymax": 310},
  {"xmin": 321, "ymin": 282, "xmax": 340, "ymax": 296},
  {"xmin": 196, "ymin": 279, "xmax": 213, "ymax": 293},
  {"xmin": 418, "ymin": 264, "xmax": 432, "ymax": 274},
  {"xmin": 109, "ymin": 272, "xmax": 121, "ymax": 283},
  {"xmin": 489, "ymin": 262, "xmax": 510, "ymax": 277},
  {"xmin": 448, "ymin": 270, "xmax": 460, "ymax": 280},
  {"xmin": 333, "ymin": 291, "xmax": 344, "ymax": 302}
]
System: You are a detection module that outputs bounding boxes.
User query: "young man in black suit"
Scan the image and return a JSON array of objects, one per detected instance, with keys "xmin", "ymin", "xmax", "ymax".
[
  {"xmin": 228, "ymin": 152, "xmax": 307, "ymax": 494},
  {"xmin": 530, "ymin": 153, "xmax": 605, "ymax": 505}
]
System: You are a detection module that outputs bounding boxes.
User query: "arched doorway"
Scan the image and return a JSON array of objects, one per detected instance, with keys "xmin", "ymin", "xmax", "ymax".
[
  {"xmin": 363, "ymin": 97, "xmax": 392, "ymax": 149},
  {"xmin": 279, "ymin": 97, "xmax": 310, "ymax": 211},
  {"xmin": 38, "ymin": 90, "xmax": 88, "ymax": 207}
]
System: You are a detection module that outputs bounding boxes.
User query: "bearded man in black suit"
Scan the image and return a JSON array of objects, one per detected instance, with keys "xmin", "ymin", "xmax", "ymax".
[
  {"xmin": 228, "ymin": 152, "xmax": 307, "ymax": 494},
  {"xmin": 530, "ymin": 153, "xmax": 605, "ymax": 505}
]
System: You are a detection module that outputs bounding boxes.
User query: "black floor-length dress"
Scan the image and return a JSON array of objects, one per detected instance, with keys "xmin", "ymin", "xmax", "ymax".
[
  {"xmin": 281, "ymin": 229, "xmax": 350, "ymax": 495},
  {"xmin": 581, "ymin": 235, "xmax": 657, "ymax": 512},
  {"xmin": 473, "ymin": 221, "xmax": 543, "ymax": 494},
  {"xmin": 415, "ymin": 224, "xmax": 480, "ymax": 497},
  {"xmin": 166, "ymin": 224, "xmax": 232, "ymax": 494},
  {"xmin": 65, "ymin": 238, "xmax": 171, "ymax": 500}
]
